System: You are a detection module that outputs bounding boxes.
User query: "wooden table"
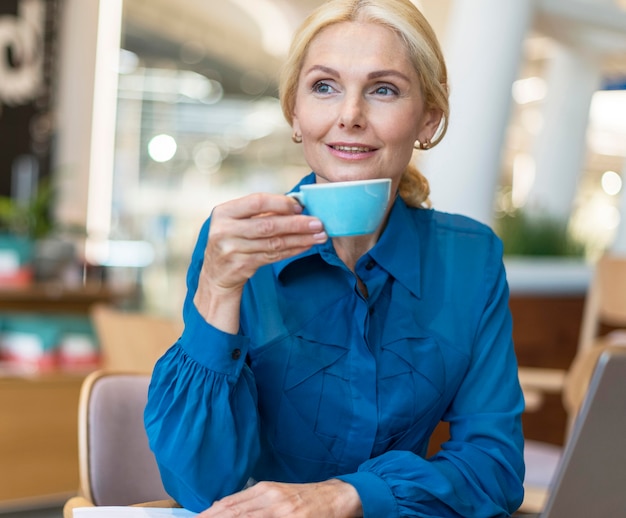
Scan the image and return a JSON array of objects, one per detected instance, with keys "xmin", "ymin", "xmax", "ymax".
[
  {"xmin": 0, "ymin": 282, "xmax": 137, "ymax": 314},
  {"xmin": 0, "ymin": 370, "xmax": 89, "ymax": 509}
]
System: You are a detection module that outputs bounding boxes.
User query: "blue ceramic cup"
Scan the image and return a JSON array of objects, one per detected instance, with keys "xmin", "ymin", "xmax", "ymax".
[{"xmin": 288, "ymin": 178, "xmax": 392, "ymax": 237}]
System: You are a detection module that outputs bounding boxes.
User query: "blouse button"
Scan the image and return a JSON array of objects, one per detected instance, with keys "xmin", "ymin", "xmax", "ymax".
[
  {"xmin": 365, "ymin": 260, "xmax": 375, "ymax": 271},
  {"xmin": 231, "ymin": 348, "xmax": 242, "ymax": 360}
]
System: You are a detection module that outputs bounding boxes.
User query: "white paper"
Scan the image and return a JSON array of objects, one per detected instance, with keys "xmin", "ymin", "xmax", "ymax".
[{"xmin": 73, "ymin": 507, "xmax": 197, "ymax": 517}]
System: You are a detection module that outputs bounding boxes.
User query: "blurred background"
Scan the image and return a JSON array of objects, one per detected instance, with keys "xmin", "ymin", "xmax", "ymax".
[
  {"xmin": 1, "ymin": 0, "xmax": 625, "ymax": 317},
  {"xmin": 0, "ymin": 0, "xmax": 625, "ymax": 515}
]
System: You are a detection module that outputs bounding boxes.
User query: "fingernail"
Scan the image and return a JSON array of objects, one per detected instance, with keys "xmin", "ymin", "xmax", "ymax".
[
  {"xmin": 292, "ymin": 202, "xmax": 303, "ymax": 213},
  {"xmin": 309, "ymin": 219, "xmax": 323, "ymax": 231},
  {"xmin": 313, "ymin": 231, "xmax": 328, "ymax": 241}
]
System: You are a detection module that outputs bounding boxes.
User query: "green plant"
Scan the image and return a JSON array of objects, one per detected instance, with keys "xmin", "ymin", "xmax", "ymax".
[
  {"xmin": 0, "ymin": 180, "xmax": 54, "ymax": 239},
  {"xmin": 494, "ymin": 210, "xmax": 585, "ymax": 257}
]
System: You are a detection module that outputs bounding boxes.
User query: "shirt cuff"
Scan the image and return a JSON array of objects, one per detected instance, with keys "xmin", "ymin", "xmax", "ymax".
[
  {"xmin": 180, "ymin": 303, "xmax": 250, "ymax": 378},
  {"xmin": 335, "ymin": 471, "xmax": 398, "ymax": 518}
]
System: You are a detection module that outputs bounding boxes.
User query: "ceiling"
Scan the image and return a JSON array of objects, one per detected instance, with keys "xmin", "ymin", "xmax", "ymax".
[
  {"xmin": 120, "ymin": 0, "xmax": 626, "ymax": 93},
  {"xmin": 118, "ymin": 0, "xmax": 626, "ymax": 172},
  {"xmin": 120, "ymin": 0, "xmax": 453, "ymax": 96}
]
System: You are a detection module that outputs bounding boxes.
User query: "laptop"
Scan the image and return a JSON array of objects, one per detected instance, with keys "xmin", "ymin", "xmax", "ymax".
[{"xmin": 531, "ymin": 348, "xmax": 626, "ymax": 517}]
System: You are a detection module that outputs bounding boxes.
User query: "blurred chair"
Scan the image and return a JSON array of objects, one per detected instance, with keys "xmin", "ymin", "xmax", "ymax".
[
  {"xmin": 91, "ymin": 303, "xmax": 182, "ymax": 373},
  {"xmin": 63, "ymin": 370, "xmax": 178, "ymax": 518},
  {"xmin": 518, "ymin": 253, "xmax": 626, "ymax": 422},
  {"xmin": 578, "ymin": 253, "xmax": 626, "ymax": 353},
  {"xmin": 519, "ymin": 253, "xmax": 626, "ymax": 423}
]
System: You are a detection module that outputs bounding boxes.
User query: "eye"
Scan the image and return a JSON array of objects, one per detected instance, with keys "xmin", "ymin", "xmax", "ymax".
[
  {"xmin": 372, "ymin": 84, "xmax": 399, "ymax": 96},
  {"xmin": 311, "ymin": 80, "xmax": 337, "ymax": 95}
]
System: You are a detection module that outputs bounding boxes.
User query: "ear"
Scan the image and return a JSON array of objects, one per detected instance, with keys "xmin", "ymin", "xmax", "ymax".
[
  {"xmin": 420, "ymin": 108, "xmax": 443, "ymax": 142},
  {"xmin": 292, "ymin": 111, "xmax": 302, "ymax": 135}
]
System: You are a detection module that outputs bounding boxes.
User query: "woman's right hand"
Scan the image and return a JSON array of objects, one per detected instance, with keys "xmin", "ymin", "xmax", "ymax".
[{"xmin": 193, "ymin": 193, "xmax": 327, "ymax": 333}]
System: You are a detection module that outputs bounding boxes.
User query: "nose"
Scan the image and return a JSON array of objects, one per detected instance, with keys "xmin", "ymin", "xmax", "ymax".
[{"xmin": 338, "ymin": 93, "xmax": 366, "ymax": 129}]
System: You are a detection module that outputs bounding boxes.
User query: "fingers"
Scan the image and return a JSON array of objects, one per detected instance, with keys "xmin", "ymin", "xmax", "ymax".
[
  {"xmin": 197, "ymin": 483, "xmax": 286, "ymax": 517},
  {"xmin": 215, "ymin": 216, "xmax": 325, "ymax": 255},
  {"xmin": 193, "ymin": 192, "xmax": 325, "ymax": 332},
  {"xmin": 213, "ymin": 192, "xmax": 304, "ymax": 220},
  {"xmin": 211, "ymin": 193, "xmax": 324, "ymax": 242},
  {"xmin": 196, "ymin": 484, "xmax": 265, "ymax": 517},
  {"xmin": 208, "ymin": 193, "xmax": 327, "ymax": 264},
  {"xmin": 196, "ymin": 480, "xmax": 359, "ymax": 518},
  {"xmin": 200, "ymin": 193, "xmax": 327, "ymax": 294},
  {"xmin": 224, "ymin": 213, "xmax": 324, "ymax": 244}
]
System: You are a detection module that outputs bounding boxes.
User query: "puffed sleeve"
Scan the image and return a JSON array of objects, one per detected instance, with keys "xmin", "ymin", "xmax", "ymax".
[
  {"xmin": 337, "ymin": 237, "xmax": 525, "ymax": 517},
  {"xmin": 144, "ymin": 218, "xmax": 261, "ymax": 512}
]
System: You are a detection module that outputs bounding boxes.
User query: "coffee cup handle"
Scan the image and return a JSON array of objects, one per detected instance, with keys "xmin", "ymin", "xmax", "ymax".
[{"xmin": 287, "ymin": 191, "xmax": 305, "ymax": 206}]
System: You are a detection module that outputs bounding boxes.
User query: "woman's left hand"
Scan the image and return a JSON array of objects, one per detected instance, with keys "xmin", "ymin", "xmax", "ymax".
[{"xmin": 197, "ymin": 479, "xmax": 362, "ymax": 518}]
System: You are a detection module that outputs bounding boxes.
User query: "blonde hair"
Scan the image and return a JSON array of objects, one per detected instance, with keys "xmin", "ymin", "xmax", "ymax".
[{"xmin": 279, "ymin": 0, "xmax": 449, "ymax": 208}]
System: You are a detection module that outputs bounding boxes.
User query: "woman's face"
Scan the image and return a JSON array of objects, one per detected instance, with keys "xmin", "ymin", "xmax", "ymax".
[{"xmin": 292, "ymin": 21, "xmax": 440, "ymax": 187}]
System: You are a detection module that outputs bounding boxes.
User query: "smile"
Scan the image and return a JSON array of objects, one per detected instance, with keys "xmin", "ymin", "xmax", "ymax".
[{"xmin": 331, "ymin": 145, "xmax": 374, "ymax": 153}]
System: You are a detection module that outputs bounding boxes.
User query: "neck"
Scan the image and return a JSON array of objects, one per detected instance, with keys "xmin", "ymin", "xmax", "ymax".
[
  {"xmin": 333, "ymin": 231, "xmax": 380, "ymax": 272},
  {"xmin": 333, "ymin": 196, "xmax": 394, "ymax": 271}
]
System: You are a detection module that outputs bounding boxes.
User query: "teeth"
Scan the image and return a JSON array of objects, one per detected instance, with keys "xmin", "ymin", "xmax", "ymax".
[{"xmin": 333, "ymin": 145, "xmax": 372, "ymax": 152}]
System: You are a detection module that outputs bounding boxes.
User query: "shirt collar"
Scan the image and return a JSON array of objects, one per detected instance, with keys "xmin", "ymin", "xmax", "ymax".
[
  {"xmin": 367, "ymin": 196, "xmax": 423, "ymax": 299},
  {"xmin": 273, "ymin": 184, "xmax": 424, "ymax": 299}
]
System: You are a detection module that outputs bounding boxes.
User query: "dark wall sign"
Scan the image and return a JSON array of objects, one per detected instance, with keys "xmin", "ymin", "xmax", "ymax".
[{"xmin": 0, "ymin": 0, "xmax": 59, "ymax": 201}]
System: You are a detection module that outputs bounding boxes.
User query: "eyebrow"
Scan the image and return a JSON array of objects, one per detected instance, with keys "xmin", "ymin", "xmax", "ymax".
[
  {"xmin": 367, "ymin": 69, "xmax": 411, "ymax": 82},
  {"xmin": 304, "ymin": 65, "xmax": 411, "ymax": 83}
]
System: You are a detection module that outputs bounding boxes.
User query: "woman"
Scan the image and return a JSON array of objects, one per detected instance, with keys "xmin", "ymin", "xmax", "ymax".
[{"xmin": 144, "ymin": 0, "xmax": 526, "ymax": 516}]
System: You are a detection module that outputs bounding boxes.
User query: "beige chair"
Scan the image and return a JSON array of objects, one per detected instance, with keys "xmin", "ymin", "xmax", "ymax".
[
  {"xmin": 519, "ymin": 253, "xmax": 626, "ymax": 417},
  {"xmin": 63, "ymin": 370, "xmax": 178, "ymax": 518},
  {"xmin": 517, "ymin": 253, "xmax": 626, "ymax": 513},
  {"xmin": 518, "ymin": 254, "xmax": 626, "ymax": 421},
  {"xmin": 518, "ymin": 254, "xmax": 626, "ymax": 416},
  {"xmin": 91, "ymin": 304, "xmax": 182, "ymax": 373},
  {"xmin": 578, "ymin": 253, "xmax": 626, "ymax": 353}
]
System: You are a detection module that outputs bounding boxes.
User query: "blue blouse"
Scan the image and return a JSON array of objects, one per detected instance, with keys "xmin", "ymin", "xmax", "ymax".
[{"xmin": 145, "ymin": 174, "xmax": 525, "ymax": 517}]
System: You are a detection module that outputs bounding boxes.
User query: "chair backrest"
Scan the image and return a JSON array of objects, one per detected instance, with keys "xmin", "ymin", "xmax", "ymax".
[
  {"xmin": 91, "ymin": 304, "xmax": 182, "ymax": 373},
  {"xmin": 563, "ymin": 333, "xmax": 626, "ymax": 417},
  {"xmin": 595, "ymin": 255, "xmax": 626, "ymax": 324},
  {"xmin": 578, "ymin": 254, "xmax": 626, "ymax": 353},
  {"xmin": 78, "ymin": 370, "xmax": 170, "ymax": 506}
]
